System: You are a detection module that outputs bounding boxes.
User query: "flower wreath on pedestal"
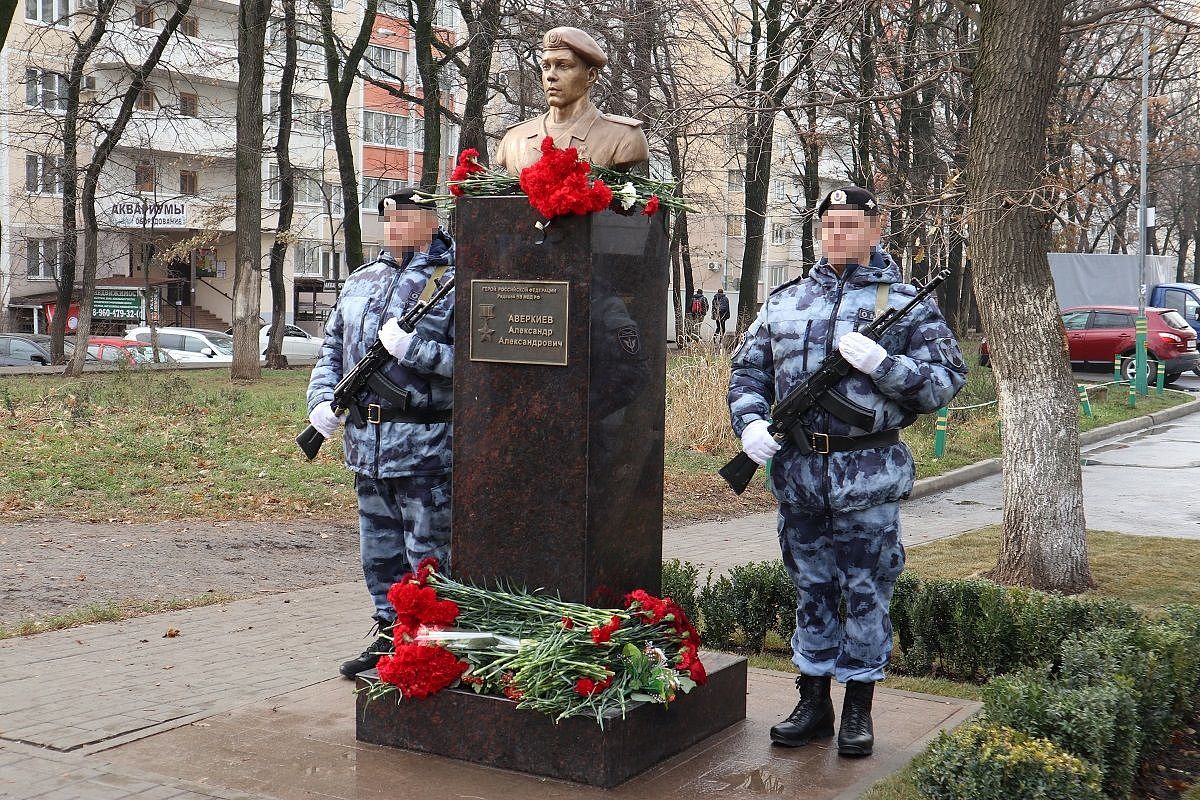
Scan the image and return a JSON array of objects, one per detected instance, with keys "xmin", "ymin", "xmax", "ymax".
[
  {"xmin": 359, "ymin": 558, "xmax": 707, "ymax": 726},
  {"xmin": 433, "ymin": 137, "xmax": 690, "ymax": 222}
]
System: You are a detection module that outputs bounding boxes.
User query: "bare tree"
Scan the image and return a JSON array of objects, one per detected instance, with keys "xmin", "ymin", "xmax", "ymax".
[
  {"xmin": 317, "ymin": 0, "xmax": 378, "ymax": 273},
  {"xmin": 66, "ymin": 0, "xmax": 194, "ymax": 376},
  {"xmin": 265, "ymin": 0, "xmax": 298, "ymax": 370},
  {"xmin": 967, "ymin": 0, "xmax": 1093, "ymax": 592}
]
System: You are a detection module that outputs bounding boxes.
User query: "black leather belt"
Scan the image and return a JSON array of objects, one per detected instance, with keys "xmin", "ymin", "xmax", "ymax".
[
  {"xmin": 350, "ymin": 403, "xmax": 452, "ymax": 426},
  {"xmin": 805, "ymin": 428, "xmax": 900, "ymax": 455}
]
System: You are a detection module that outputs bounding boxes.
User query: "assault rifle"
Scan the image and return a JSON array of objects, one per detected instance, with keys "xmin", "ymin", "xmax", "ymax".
[
  {"xmin": 296, "ymin": 275, "xmax": 455, "ymax": 461},
  {"xmin": 719, "ymin": 268, "xmax": 950, "ymax": 495}
]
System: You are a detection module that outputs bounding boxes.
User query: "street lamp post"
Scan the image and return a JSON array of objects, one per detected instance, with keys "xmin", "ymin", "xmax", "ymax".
[{"xmin": 1135, "ymin": 23, "xmax": 1150, "ymax": 396}]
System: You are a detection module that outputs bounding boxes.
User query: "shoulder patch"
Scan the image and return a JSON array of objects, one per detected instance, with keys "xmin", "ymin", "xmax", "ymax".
[
  {"xmin": 602, "ymin": 113, "xmax": 645, "ymax": 128},
  {"xmin": 768, "ymin": 275, "xmax": 805, "ymax": 297}
]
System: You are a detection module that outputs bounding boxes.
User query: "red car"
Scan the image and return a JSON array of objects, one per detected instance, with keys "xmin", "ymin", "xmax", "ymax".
[
  {"xmin": 980, "ymin": 305, "xmax": 1199, "ymax": 384},
  {"xmin": 86, "ymin": 337, "xmax": 176, "ymax": 365}
]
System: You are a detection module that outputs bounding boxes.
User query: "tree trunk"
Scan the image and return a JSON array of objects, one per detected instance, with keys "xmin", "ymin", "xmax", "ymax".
[
  {"xmin": 968, "ymin": 0, "xmax": 1092, "ymax": 592},
  {"xmin": 320, "ymin": 0, "xmax": 377, "ymax": 273},
  {"xmin": 455, "ymin": 0, "xmax": 501, "ymax": 163},
  {"xmin": 412, "ymin": 0, "xmax": 442, "ymax": 191},
  {"xmin": 266, "ymin": 0, "xmax": 297, "ymax": 370},
  {"xmin": 66, "ymin": 0, "xmax": 192, "ymax": 376},
  {"xmin": 53, "ymin": 0, "xmax": 115, "ymax": 363},
  {"xmin": 232, "ymin": 0, "xmax": 272, "ymax": 381}
]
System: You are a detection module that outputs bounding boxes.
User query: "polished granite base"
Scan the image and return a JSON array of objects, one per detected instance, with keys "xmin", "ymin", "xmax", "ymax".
[{"xmin": 355, "ymin": 651, "xmax": 747, "ymax": 788}]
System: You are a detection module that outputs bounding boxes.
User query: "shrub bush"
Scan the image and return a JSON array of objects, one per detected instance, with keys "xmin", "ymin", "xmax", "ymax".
[
  {"xmin": 696, "ymin": 570, "xmax": 738, "ymax": 650},
  {"xmin": 660, "ymin": 559, "xmax": 700, "ymax": 625},
  {"xmin": 982, "ymin": 669, "xmax": 1139, "ymax": 800},
  {"xmin": 727, "ymin": 560, "xmax": 794, "ymax": 652},
  {"xmin": 915, "ymin": 722, "xmax": 1105, "ymax": 800}
]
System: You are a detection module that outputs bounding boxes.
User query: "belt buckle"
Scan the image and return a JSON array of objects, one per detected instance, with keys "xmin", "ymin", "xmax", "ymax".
[
  {"xmin": 368, "ymin": 404, "xmax": 382, "ymax": 425},
  {"xmin": 810, "ymin": 432, "xmax": 831, "ymax": 455}
]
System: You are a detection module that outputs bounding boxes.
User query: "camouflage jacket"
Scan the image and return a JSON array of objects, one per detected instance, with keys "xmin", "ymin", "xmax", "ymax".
[
  {"xmin": 728, "ymin": 249, "xmax": 966, "ymax": 512},
  {"xmin": 306, "ymin": 232, "xmax": 455, "ymax": 479}
]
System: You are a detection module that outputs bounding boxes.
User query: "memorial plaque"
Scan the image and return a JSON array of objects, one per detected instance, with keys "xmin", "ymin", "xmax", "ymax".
[{"xmin": 469, "ymin": 279, "xmax": 569, "ymax": 366}]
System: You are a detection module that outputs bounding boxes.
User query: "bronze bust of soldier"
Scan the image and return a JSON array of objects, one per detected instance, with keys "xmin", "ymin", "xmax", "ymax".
[{"xmin": 494, "ymin": 27, "xmax": 650, "ymax": 174}]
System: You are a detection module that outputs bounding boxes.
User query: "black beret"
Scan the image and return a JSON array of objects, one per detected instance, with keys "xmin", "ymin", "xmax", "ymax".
[
  {"xmin": 817, "ymin": 185, "xmax": 880, "ymax": 218},
  {"xmin": 378, "ymin": 188, "xmax": 437, "ymax": 216}
]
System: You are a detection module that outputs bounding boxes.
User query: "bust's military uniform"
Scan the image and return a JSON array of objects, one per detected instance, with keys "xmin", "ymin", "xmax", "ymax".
[
  {"xmin": 495, "ymin": 105, "xmax": 649, "ymax": 174},
  {"xmin": 306, "ymin": 228, "xmax": 455, "ymax": 626},
  {"xmin": 729, "ymin": 248, "xmax": 966, "ymax": 684}
]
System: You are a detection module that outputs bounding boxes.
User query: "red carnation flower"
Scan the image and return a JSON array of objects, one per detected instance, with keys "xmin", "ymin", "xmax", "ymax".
[
  {"xmin": 376, "ymin": 643, "xmax": 468, "ymax": 699},
  {"xmin": 561, "ymin": 616, "xmax": 575, "ymax": 629},
  {"xmin": 519, "ymin": 137, "xmax": 613, "ymax": 219},
  {"xmin": 387, "ymin": 581, "xmax": 459, "ymax": 639},
  {"xmin": 642, "ymin": 196, "xmax": 660, "ymax": 216},
  {"xmin": 590, "ymin": 615, "xmax": 623, "ymax": 644},
  {"xmin": 574, "ymin": 674, "xmax": 614, "ymax": 697},
  {"xmin": 450, "ymin": 149, "xmax": 485, "ymax": 196},
  {"xmin": 688, "ymin": 658, "xmax": 708, "ymax": 686}
]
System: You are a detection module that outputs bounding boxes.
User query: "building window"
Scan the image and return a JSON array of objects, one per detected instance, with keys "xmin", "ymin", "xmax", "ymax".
[
  {"xmin": 362, "ymin": 110, "xmax": 421, "ymax": 149},
  {"xmin": 770, "ymin": 178, "xmax": 787, "ymax": 203},
  {"xmin": 134, "ymin": 4, "xmax": 154, "ymax": 27},
  {"xmin": 26, "ymin": 237, "xmax": 61, "ymax": 280},
  {"xmin": 364, "ymin": 45, "xmax": 407, "ymax": 84},
  {"xmin": 25, "ymin": 68, "xmax": 68, "ymax": 112},
  {"xmin": 771, "ymin": 222, "xmax": 789, "ymax": 245},
  {"xmin": 324, "ymin": 183, "xmax": 343, "ymax": 217},
  {"xmin": 25, "ymin": 0, "xmax": 69, "ymax": 27},
  {"xmin": 292, "ymin": 95, "xmax": 332, "ymax": 137},
  {"xmin": 179, "ymin": 12, "xmax": 199, "ymax": 37},
  {"xmin": 179, "ymin": 92, "xmax": 198, "ymax": 117},
  {"xmin": 361, "ymin": 176, "xmax": 407, "ymax": 208},
  {"xmin": 296, "ymin": 240, "xmax": 335, "ymax": 277},
  {"xmin": 726, "ymin": 214, "xmax": 744, "ymax": 238},
  {"xmin": 179, "ymin": 170, "xmax": 198, "ymax": 196},
  {"xmin": 135, "ymin": 87, "xmax": 156, "ymax": 111},
  {"xmin": 25, "ymin": 154, "xmax": 64, "ymax": 195},
  {"xmin": 135, "ymin": 161, "xmax": 156, "ymax": 192},
  {"xmin": 726, "ymin": 168, "xmax": 744, "ymax": 192}
]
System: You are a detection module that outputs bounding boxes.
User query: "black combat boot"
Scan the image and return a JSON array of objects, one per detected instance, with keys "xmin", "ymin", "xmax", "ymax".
[
  {"xmin": 837, "ymin": 680, "xmax": 875, "ymax": 757},
  {"xmin": 769, "ymin": 675, "xmax": 835, "ymax": 747},
  {"xmin": 339, "ymin": 620, "xmax": 394, "ymax": 679}
]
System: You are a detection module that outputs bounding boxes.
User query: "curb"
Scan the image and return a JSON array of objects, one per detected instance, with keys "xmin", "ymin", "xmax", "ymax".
[{"xmin": 908, "ymin": 394, "xmax": 1200, "ymax": 500}]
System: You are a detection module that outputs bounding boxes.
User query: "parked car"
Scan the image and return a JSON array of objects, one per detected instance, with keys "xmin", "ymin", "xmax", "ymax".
[
  {"xmin": 224, "ymin": 323, "xmax": 324, "ymax": 358},
  {"xmin": 123, "ymin": 327, "xmax": 234, "ymax": 363},
  {"xmin": 0, "ymin": 334, "xmax": 95, "ymax": 367},
  {"xmin": 86, "ymin": 337, "xmax": 176, "ymax": 366},
  {"xmin": 979, "ymin": 305, "xmax": 1200, "ymax": 384}
]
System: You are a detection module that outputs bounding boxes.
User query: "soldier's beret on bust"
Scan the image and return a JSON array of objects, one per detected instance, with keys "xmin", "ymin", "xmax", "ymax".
[
  {"xmin": 378, "ymin": 188, "xmax": 436, "ymax": 217},
  {"xmin": 542, "ymin": 27, "xmax": 608, "ymax": 69},
  {"xmin": 817, "ymin": 185, "xmax": 880, "ymax": 218}
]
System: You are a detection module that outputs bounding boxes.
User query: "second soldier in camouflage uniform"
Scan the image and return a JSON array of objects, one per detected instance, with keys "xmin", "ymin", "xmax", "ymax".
[
  {"xmin": 728, "ymin": 186, "xmax": 966, "ymax": 756},
  {"xmin": 306, "ymin": 188, "xmax": 455, "ymax": 678}
]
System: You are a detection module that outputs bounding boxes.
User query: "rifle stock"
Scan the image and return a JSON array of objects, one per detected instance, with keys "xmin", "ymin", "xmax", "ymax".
[
  {"xmin": 718, "ymin": 451, "xmax": 761, "ymax": 495},
  {"xmin": 296, "ymin": 424, "xmax": 326, "ymax": 461}
]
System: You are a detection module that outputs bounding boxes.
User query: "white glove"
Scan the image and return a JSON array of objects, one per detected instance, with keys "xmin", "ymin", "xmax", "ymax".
[
  {"xmin": 309, "ymin": 401, "xmax": 342, "ymax": 438},
  {"xmin": 741, "ymin": 419, "xmax": 782, "ymax": 466},
  {"xmin": 838, "ymin": 332, "xmax": 888, "ymax": 374},
  {"xmin": 379, "ymin": 318, "xmax": 417, "ymax": 360}
]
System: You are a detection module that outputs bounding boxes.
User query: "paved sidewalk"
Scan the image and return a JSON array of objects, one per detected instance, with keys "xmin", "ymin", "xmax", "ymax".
[{"xmin": 14, "ymin": 415, "xmax": 1191, "ymax": 798}]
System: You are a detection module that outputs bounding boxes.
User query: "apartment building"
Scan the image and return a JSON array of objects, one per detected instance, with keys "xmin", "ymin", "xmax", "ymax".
[{"xmin": 0, "ymin": 0, "xmax": 459, "ymax": 336}]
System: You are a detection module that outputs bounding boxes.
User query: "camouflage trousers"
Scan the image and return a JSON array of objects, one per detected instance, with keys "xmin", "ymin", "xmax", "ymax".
[
  {"xmin": 355, "ymin": 473, "xmax": 452, "ymax": 623},
  {"xmin": 778, "ymin": 501, "xmax": 905, "ymax": 683}
]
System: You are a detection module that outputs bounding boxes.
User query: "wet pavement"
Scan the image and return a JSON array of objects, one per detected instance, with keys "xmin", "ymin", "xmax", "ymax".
[{"xmin": 10, "ymin": 407, "xmax": 1192, "ymax": 798}]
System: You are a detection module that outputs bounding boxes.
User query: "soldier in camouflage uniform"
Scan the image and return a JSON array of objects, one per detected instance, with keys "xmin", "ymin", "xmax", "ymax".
[
  {"xmin": 728, "ymin": 186, "xmax": 966, "ymax": 756},
  {"xmin": 306, "ymin": 188, "xmax": 455, "ymax": 678}
]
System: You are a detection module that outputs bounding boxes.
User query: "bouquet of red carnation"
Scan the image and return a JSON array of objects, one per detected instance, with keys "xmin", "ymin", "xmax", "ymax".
[
  {"xmin": 357, "ymin": 559, "xmax": 707, "ymax": 726},
  {"xmin": 519, "ymin": 137, "xmax": 613, "ymax": 219}
]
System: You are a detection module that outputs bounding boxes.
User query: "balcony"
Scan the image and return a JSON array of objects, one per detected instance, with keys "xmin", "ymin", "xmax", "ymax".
[
  {"xmin": 92, "ymin": 23, "xmax": 240, "ymax": 86},
  {"xmin": 106, "ymin": 112, "xmax": 238, "ymax": 159}
]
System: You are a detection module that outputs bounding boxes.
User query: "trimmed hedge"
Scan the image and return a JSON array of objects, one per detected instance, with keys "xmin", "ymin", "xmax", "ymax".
[
  {"xmin": 661, "ymin": 560, "xmax": 1200, "ymax": 800},
  {"xmin": 915, "ymin": 722, "xmax": 1105, "ymax": 800}
]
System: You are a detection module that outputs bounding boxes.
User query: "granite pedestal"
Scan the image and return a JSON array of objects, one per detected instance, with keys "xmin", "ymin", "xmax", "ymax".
[{"xmin": 356, "ymin": 196, "xmax": 748, "ymax": 785}]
